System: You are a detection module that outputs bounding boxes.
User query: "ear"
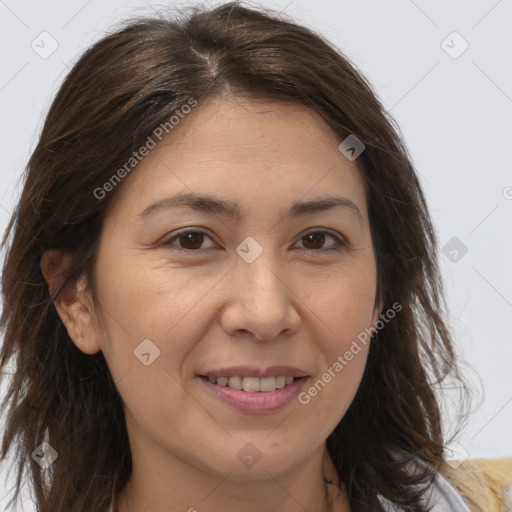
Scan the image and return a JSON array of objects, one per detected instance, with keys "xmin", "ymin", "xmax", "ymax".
[
  {"xmin": 40, "ymin": 249, "xmax": 101, "ymax": 355},
  {"xmin": 371, "ymin": 295, "xmax": 385, "ymax": 330}
]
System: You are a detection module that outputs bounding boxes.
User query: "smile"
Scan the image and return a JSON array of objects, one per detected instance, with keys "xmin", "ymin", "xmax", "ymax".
[{"xmin": 198, "ymin": 376, "xmax": 308, "ymax": 414}]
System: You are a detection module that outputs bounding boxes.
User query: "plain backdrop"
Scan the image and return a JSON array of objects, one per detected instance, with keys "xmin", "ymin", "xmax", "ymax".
[{"xmin": 0, "ymin": 0, "xmax": 511, "ymax": 509}]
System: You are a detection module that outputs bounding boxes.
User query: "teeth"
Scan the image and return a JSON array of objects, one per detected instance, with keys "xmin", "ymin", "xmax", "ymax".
[
  {"xmin": 243, "ymin": 377, "xmax": 260, "ymax": 392},
  {"xmin": 207, "ymin": 375, "xmax": 299, "ymax": 392},
  {"xmin": 259, "ymin": 377, "xmax": 276, "ymax": 392},
  {"xmin": 228, "ymin": 376, "xmax": 242, "ymax": 390}
]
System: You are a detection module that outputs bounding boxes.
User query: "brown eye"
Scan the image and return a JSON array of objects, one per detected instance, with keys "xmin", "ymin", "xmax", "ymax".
[
  {"xmin": 177, "ymin": 232, "xmax": 204, "ymax": 250},
  {"xmin": 164, "ymin": 230, "xmax": 215, "ymax": 251},
  {"xmin": 302, "ymin": 232, "xmax": 327, "ymax": 250},
  {"xmin": 295, "ymin": 230, "xmax": 346, "ymax": 252}
]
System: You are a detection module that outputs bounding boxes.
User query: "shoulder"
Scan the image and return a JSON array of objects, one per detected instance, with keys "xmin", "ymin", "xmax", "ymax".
[
  {"xmin": 325, "ymin": 454, "xmax": 472, "ymax": 511},
  {"xmin": 439, "ymin": 457, "xmax": 512, "ymax": 512},
  {"xmin": 326, "ymin": 453, "xmax": 512, "ymax": 511},
  {"xmin": 376, "ymin": 464, "xmax": 471, "ymax": 512}
]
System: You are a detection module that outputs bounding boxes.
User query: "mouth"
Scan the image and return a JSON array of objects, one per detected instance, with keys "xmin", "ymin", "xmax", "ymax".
[{"xmin": 197, "ymin": 366, "xmax": 309, "ymax": 414}]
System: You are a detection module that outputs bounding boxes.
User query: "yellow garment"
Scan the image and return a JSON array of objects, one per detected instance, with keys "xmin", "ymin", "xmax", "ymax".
[{"xmin": 442, "ymin": 457, "xmax": 512, "ymax": 512}]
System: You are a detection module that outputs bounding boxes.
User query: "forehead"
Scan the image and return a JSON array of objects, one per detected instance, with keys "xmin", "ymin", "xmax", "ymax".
[
  {"xmin": 103, "ymin": 94, "xmax": 368, "ymax": 224},
  {"xmin": 167, "ymin": 94, "xmax": 347, "ymax": 162}
]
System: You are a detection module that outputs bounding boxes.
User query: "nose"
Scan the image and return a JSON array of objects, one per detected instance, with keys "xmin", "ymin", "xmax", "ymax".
[{"xmin": 220, "ymin": 252, "xmax": 301, "ymax": 342}]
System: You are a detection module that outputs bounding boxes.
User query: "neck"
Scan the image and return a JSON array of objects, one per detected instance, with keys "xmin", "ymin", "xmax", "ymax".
[{"xmin": 115, "ymin": 444, "xmax": 349, "ymax": 512}]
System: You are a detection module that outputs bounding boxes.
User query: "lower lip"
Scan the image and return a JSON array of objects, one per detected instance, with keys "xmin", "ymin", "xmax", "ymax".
[{"xmin": 198, "ymin": 376, "xmax": 308, "ymax": 414}]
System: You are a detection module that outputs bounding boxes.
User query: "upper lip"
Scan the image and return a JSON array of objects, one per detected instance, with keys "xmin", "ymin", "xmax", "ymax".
[{"xmin": 199, "ymin": 365, "xmax": 309, "ymax": 379}]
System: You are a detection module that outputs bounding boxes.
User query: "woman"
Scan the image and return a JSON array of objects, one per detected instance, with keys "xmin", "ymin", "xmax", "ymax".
[{"xmin": 0, "ymin": 2, "xmax": 491, "ymax": 511}]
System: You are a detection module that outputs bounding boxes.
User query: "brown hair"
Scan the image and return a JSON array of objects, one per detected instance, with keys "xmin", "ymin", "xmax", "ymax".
[{"xmin": 0, "ymin": 2, "xmax": 479, "ymax": 511}]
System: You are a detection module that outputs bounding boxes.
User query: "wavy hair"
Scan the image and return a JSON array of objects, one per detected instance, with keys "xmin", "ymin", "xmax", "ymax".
[{"xmin": 0, "ymin": 2, "xmax": 480, "ymax": 511}]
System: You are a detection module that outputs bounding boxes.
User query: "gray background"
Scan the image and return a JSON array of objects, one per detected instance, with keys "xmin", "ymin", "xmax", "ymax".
[{"xmin": 1, "ymin": 0, "xmax": 511, "ymax": 509}]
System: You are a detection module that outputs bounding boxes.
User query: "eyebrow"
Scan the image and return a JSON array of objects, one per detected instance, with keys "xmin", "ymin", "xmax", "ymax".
[{"xmin": 137, "ymin": 192, "xmax": 363, "ymax": 224}]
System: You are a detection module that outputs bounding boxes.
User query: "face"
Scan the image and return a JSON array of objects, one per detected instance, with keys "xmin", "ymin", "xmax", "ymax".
[{"xmin": 47, "ymin": 93, "xmax": 382, "ymax": 483}]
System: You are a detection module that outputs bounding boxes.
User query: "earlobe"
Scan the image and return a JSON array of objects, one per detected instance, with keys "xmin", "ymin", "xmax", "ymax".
[{"xmin": 40, "ymin": 249, "xmax": 102, "ymax": 355}]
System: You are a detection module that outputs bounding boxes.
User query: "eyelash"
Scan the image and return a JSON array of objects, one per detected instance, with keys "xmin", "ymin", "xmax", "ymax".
[{"xmin": 162, "ymin": 229, "xmax": 348, "ymax": 254}]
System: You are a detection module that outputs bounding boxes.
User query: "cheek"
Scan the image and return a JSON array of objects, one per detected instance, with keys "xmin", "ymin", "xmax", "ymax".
[
  {"xmin": 93, "ymin": 253, "xmax": 218, "ymax": 427},
  {"xmin": 305, "ymin": 261, "xmax": 378, "ymax": 348},
  {"xmin": 291, "ymin": 263, "xmax": 376, "ymax": 429},
  {"xmin": 94, "ymin": 250, "xmax": 209, "ymax": 347},
  {"xmin": 297, "ymin": 303, "xmax": 373, "ymax": 441}
]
